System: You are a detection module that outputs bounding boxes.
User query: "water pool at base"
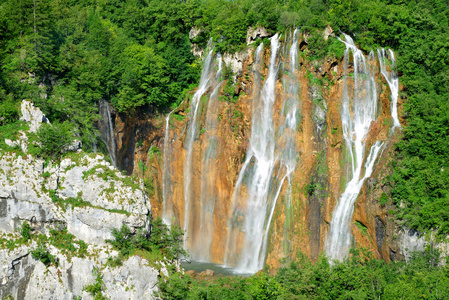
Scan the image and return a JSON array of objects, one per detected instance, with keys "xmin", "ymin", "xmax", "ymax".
[{"xmin": 181, "ymin": 260, "xmax": 254, "ymax": 277}]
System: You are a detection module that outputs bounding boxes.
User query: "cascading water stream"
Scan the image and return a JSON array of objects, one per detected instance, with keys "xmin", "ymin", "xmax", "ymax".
[
  {"xmin": 263, "ymin": 29, "xmax": 300, "ymax": 259},
  {"xmin": 224, "ymin": 39, "xmax": 275, "ymax": 273},
  {"xmin": 162, "ymin": 109, "xmax": 176, "ymax": 225},
  {"xmin": 378, "ymin": 48, "xmax": 401, "ymax": 128},
  {"xmin": 325, "ymin": 34, "xmax": 384, "ymax": 261},
  {"xmin": 183, "ymin": 41, "xmax": 219, "ymax": 248},
  {"xmin": 194, "ymin": 55, "xmax": 223, "ymax": 260},
  {"xmin": 99, "ymin": 99, "xmax": 118, "ymax": 168},
  {"xmin": 224, "ymin": 33, "xmax": 301, "ymax": 273}
]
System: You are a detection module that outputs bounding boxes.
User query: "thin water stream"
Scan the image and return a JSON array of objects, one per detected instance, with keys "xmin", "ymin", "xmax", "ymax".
[{"xmin": 325, "ymin": 34, "xmax": 385, "ymax": 261}]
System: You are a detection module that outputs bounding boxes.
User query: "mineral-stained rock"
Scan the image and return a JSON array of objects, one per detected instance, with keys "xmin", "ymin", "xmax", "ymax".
[{"xmin": 117, "ymin": 31, "xmax": 425, "ymax": 270}]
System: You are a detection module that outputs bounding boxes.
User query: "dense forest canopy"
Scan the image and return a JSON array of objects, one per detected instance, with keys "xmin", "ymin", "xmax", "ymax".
[{"xmin": 0, "ymin": 0, "xmax": 448, "ymax": 237}]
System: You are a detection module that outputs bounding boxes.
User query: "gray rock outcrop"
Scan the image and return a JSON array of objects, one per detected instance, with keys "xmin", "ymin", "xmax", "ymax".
[{"xmin": 0, "ymin": 100, "xmax": 162, "ymax": 299}]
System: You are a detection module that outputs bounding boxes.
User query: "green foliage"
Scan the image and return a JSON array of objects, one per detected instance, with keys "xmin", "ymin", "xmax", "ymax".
[
  {"xmin": 306, "ymin": 70, "xmax": 322, "ymax": 87},
  {"xmin": 49, "ymin": 189, "xmax": 91, "ymax": 212},
  {"xmin": 49, "ymin": 189, "xmax": 129, "ymax": 216},
  {"xmin": 144, "ymin": 178, "xmax": 155, "ymax": 196},
  {"xmin": 355, "ymin": 221, "xmax": 368, "ymax": 236},
  {"xmin": 379, "ymin": 192, "xmax": 388, "ymax": 206},
  {"xmin": 107, "ymin": 217, "xmax": 187, "ymax": 264},
  {"xmin": 0, "ymin": 120, "xmax": 28, "ymax": 150},
  {"xmin": 0, "ymin": 222, "xmax": 33, "ymax": 250},
  {"xmin": 148, "ymin": 146, "xmax": 161, "ymax": 161},
  {"xmin": 159, "ymin": 249, "xmax": 449, "ymax": 299},
  {"xmin": 233, "ymin": 109, "xmax": 243, "ymax": 119},
  {"xmin": 20, "ymin": 222, "xmax": 32, "ymax": 241},
  {"xmin": 31, "ymin": 243, "xmax": 57, "ymax": 267},
  {"xmin": 0, "ymin": 0, "xmax": 199, "ymax": 150},
  {"xmin": 173, "ymin": 114, "xmax": 185, "ymax": 122},
  {"xmin": 48, "ymin": 228, "xmax": 88, "ymax": 260},
  {"xmin": 84, "ymin": 267, "xmax": 107, "ymax": 300},
  {"xmin": 0, "ymin": 97, "xmax": 19, "ymax": 125},
  {"xmin": 219, "ymin": 78, "xmax": 239, "ymax": 103},
  {"xmin": 28, "ymin": 121, "xmax": 76, "ymax": 160},
  {"xmin": 26, "ymin": 226, "xmax": 89, "ymax": 267},
  {"xmin": 138, "ymin": 161, "xmax": 146, "ymax": 173},
  {"xmin": 385, "ymin": 1, "xmax": 449, "ymax": 236}
]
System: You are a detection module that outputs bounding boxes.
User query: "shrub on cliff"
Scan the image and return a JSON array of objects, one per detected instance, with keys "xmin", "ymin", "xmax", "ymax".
[
  {"xmin": 107, "ymin": 217, "xmax": 187, "ymax": 265},
  {"xmin": 31, "ymin": 243, "xmax": 57, "ymax": 267},
  {"xmin": 28, "ymin": 121, "xmax": 76, "ymax": 160}
]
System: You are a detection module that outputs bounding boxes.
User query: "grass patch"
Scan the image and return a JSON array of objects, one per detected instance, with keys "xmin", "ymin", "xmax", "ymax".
[{"xmin": 355, "ymin": 221, "xmax": 368, "ymax": 236}]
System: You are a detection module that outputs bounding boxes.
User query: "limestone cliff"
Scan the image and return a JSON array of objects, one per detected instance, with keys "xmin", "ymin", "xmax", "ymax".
[{"xmin": 0, "ymin": 101, "xmax": 162, "ymax": 299}]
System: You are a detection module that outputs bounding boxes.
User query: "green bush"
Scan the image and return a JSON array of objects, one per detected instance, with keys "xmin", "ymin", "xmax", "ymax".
[
  {"xmin": 84, "ymin": 267, "xmax": 107, "ymax": 300},
  {"xmin": 0, "ymin": 120, "xmax": 28, "ymax": 150},
  {"xmin": 29, "ymin": 121, "xmax": 76, "ymax": 160},
  {"xmin": 31, "ymin": 243, "xmax": 57, "ymax": 267},
  {"xmin": 0, "ymin": 97, "xmax": 19, "ymax": 125},
  {"xmin": 159, "ymin": 249, "xmax": 449, "ymax": 299},
  {"xmin": 20, "ymin": 222, "xmax": 32, "ymax": 241},
  {"xmin": 107, "ymin": 217, "xmax": 187, "ymax": 264},
  {"xmin": 48, "ymin": 228, "xmax": 88, "ymax": 259}
]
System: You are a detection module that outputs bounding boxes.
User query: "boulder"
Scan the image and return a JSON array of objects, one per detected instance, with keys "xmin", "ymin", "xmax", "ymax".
[
  {"xmin": 19, "ymin": 100, "xmax": 49, "ymax": 133},
  {"xmin": 246, "ymin": 27, "xmax": 270, "ymax": 45}
]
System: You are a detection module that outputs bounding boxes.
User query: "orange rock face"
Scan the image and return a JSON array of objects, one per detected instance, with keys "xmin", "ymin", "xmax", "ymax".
[{"xmin": 113, "ymin": 35, "xmax": 403, "ymax": 270}]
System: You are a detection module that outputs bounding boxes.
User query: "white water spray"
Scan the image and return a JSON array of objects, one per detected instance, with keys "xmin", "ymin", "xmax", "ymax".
[
  {"xmin": 378, "ymin": 48, "xmax": 401, "ymax": 128},
  {"xmin": 194, "ymin": 55, "xmax": 224, "ymax": 260},
  {"xmin": 325, "ymin": 34, "xmax": 384, "ymax": 261},
  {"xmin": 224, "ymin": 33, "xmax": 301, "ymax": 273},
  {"xmin": 263, "ymin": 29, "xmax": 301, "ymax": 257},
  {"xmin": 162, "ymin": 109, "xmax": 176, "ymax": 225},
  {"xmin": 183, "ymin": 41, "xmax": 219, "ymax": 247},
  {"xmin": 99, "ymin": 99, "xmax": 117, "ymax": 168}
]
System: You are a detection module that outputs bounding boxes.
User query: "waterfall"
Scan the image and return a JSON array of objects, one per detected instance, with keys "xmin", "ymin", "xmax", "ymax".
[
  {"xmin": 264, "ymin": 29, "xmax": 300, "ymax": 259},
  {"xmin": 276, "ymin": 29, "xmax": 300, "ymax": 208},
  {"xmin": 378, "ymin": 48, "xmax": 401, "ymax": 128},
  {"xmin": 98, "ymin": 99, "xmax": 118, "ymax": 168},
  {"xmin": 193, "ymin": 55, "xmax": 224, "ymax": 260},
  {"xmin": 224, "ymin": 32, "xmax": 300, "ymax": 273},
  {"xmin": 162, "ymin": 109, "xmax": 176, "ymax": 225},
  {"xmin": 325, "ymin": 34, "xmax": 384, "ymax": 261},
  {"xmin": 162, "ymin": 30, "xmax": 398, "ymax": 271},
  {"xmin": 183, "ymin": 41, "xmax": 220, "ymax": 248}
]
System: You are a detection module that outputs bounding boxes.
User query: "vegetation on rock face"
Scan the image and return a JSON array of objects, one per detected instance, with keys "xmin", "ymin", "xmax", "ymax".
[
  {"xmin": 28, "ymin": 229, "xmax": 88, "ymax": 267},
  {"xmin": 159, "ymin": 249, "xmax": 449, "ymax": 299},
  {"xmin": 106, "ymin": 217, "xmax": 187, "ymax": 266},
  {"xmin": 83, "ymin": 267, "xmax": 107, "ymax": 300},
  {"xmin": 28, "ymin": 121, "xmax": 76, "ymax": 160}
]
